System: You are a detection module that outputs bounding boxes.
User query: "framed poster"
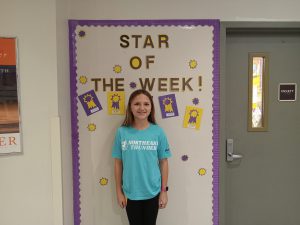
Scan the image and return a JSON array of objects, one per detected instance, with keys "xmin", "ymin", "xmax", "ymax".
[
  {"xmin": 278, "ymin": 83, "xmax": 297, "ymax": 101},
  {"xmin": 69, "ymin": 20, "xmax": 220, "ymax": 225},
  {"xmin": 0, "ymin": 37, "xmax": 22, "ymax": 154}
]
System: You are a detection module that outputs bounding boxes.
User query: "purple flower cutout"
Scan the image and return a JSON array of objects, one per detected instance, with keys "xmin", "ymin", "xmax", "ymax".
[
  {"xmin": 78, "ymin": 30, "xmax": 86, "ymax": 38},
  {"xmin": 181, "ymin": 155, "xmax": 189, "ymax": 161},
  {"xmin": 129, "ymin": 82, "xmax": 137, "ymax": 89},
  {"xmin": 192, "ymin": 98, "xmax": 199, "ymax": 105}
]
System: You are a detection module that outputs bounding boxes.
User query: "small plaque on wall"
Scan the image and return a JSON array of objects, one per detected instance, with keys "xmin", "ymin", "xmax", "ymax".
[{"xmin": 278, "ymin": 83, "xmax": 297, "ymax": 101}]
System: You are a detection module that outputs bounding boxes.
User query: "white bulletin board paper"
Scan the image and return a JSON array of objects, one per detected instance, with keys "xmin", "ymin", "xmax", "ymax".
[{"xmin": 69, "ymin": 20, "xmax": 220, "ymax": 225}]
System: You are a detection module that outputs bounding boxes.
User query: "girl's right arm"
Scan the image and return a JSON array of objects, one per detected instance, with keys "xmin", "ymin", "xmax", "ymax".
[{"xmin": 114, "ymin": 158, "xmax": 126, "ymax": 208}]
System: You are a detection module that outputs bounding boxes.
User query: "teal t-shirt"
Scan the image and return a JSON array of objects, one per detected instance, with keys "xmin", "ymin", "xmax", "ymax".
[{"xmin": 112, "ymin": 123, "xmax": 171, "ymax": 200}]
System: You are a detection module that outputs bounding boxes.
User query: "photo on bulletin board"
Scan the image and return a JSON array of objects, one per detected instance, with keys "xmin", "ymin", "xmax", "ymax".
[
  {"xmin": 278, "ymin": 83, "xmax": 297, "ymax": 101},
  {"xmin": 69, "ymin": 20, "xmax": 220, "ymax": 225},
  {"xmin": 0, "ymin": 37, "xmax": 22, "ymax": 154}
]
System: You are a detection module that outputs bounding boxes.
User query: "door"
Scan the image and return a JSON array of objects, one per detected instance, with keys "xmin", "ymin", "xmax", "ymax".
[{"xmin": 220, "ymin": 24, "xmax": 300, "ymax": 225}]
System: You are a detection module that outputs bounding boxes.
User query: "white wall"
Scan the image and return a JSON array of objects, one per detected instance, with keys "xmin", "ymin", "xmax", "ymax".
[
  {"xmin": 69, "ymin": 0, "xmax": 300, "ymax": 21},
  {"xmin": 1, "ymin": 0, "xmax": 300, "ymax": 225},
  {"xmin": 0, "ymin": 0, "xmax": 59, "ymax": 225},
  {"xmin": 56, "ymin": 0, "xmax": 73, "ymax": 225}
]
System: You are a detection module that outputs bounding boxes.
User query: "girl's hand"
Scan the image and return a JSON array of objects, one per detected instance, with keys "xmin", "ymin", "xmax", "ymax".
[
  {"xmin": 159, "ymin": 191, "xmax": 168, "ymax": 209},
  {"xmin": 117, "ymin": 191, "xmax": 127, "ymax": 208}
]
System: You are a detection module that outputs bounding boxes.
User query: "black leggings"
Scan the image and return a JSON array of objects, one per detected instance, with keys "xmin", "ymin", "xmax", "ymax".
[{"xmin": 126, "ymin": 194, "xmax": 159, "ymax": 225}]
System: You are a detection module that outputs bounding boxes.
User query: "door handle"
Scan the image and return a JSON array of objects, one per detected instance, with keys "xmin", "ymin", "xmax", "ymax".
[{"xmin": 226, "ymin": 139, "xmax": 243, "ymax": 162}]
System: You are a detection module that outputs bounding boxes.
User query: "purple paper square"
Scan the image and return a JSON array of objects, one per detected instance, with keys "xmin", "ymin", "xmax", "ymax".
[
  {"xmin": 78, "ymin": 90, "xmax": 102, "ymax": 116},
  {"xmin": 158, "ymin": 94, "xmax": 179, "ymax": 118}
]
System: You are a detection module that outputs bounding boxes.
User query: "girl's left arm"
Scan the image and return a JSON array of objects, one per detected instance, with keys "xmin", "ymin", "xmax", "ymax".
[{"xmin": 159, "ymin": 158, "xmax": 169, "ymax": 209}]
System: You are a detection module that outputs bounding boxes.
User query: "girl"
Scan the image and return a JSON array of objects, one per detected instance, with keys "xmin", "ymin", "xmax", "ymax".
[{"xmin": 112, "ymin": 89, "xmax": 171, "ymax": 225}]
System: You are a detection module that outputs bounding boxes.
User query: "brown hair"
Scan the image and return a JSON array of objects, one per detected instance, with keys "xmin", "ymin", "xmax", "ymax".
[{"xmin": 122, "ymin": 89, "xmax": 156, "ymax": 126}]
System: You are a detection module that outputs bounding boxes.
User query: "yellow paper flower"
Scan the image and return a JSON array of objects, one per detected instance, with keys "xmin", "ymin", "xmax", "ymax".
[
  {"xmin": 79, "ymin": 75, "xmax": 88, "ymax": 84},
  {"xmin": 113, "ymin": 65, "xmax": 122, "ymax": 73},
  {"xmin": 87, "ymin": 123, "xmax": 96, "ymax": 132},
  {"xmin": 189, "ymin": 59, "xmax": 198, "ymax": 69},
  {"xmin": 99, "ymin": 177, "xmax": 108, "ymax": 186},
  {"xmin": 198, "ymin": 168, "xmax": 206, "ymax": 176}
]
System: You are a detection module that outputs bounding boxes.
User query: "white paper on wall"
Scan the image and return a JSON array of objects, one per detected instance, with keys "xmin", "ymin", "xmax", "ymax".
[{"xmin": 69, "ymin": 20, "xmax": 220, "ymax": 225}]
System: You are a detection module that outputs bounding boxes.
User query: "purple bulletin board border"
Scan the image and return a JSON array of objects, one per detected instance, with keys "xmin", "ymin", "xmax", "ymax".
[{"xmin": 69, "ymin": 19, "xmax": 220, "ymax": 225}]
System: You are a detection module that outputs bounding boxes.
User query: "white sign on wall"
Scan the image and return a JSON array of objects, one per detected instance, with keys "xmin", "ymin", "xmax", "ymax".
[{"xmin": 69, "ymin": 20, "xmax": 220, "ymax": 225}]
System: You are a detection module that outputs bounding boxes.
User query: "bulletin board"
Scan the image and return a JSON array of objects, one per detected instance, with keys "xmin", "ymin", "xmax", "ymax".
[{"xmin": 69, "ymin": 20, "xmax": 220, "ymax": 225}]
